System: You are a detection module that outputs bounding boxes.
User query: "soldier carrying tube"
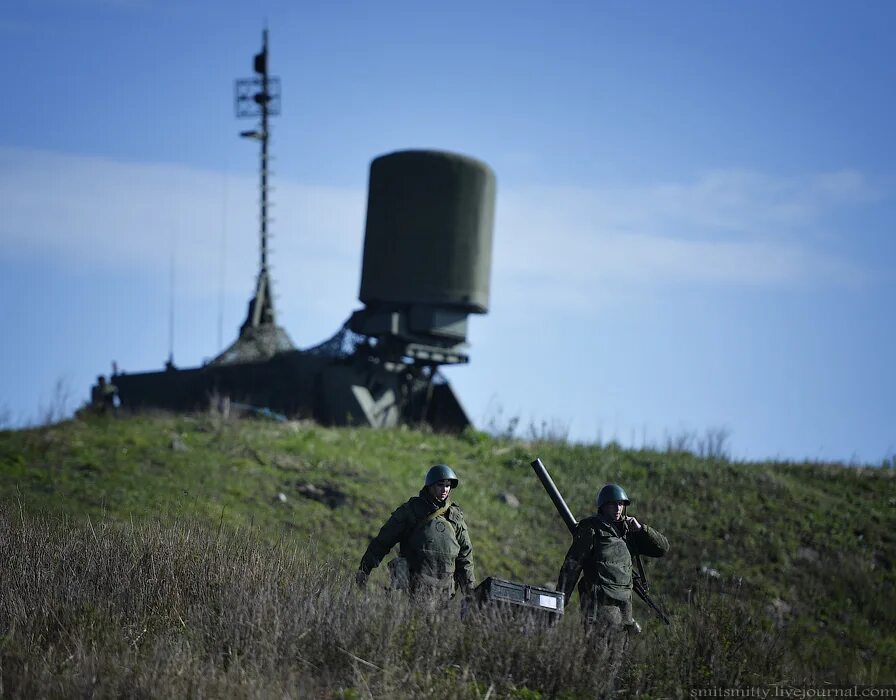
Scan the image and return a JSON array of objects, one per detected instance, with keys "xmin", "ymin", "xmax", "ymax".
[{"xmin": 531, "ymin": 458, "xmax": 670, "ymax": 684}]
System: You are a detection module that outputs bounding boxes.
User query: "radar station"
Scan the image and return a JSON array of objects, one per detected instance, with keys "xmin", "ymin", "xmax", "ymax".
[{"xmin": 102, "ymin": 31, "xmax": 496, "ymax": 431}]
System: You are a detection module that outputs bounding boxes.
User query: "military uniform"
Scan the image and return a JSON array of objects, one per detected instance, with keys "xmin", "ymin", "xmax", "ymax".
[
  {"xmin": 559, "ymin": 515, "xmax": 668, "ymax": 618},
  {"xmin": 558, "ymin": 512, "xmax": 669, "ymax": 681},
  {"xmin": 359, "ymin": 488, "xmax": 475, "ymax": 600}
]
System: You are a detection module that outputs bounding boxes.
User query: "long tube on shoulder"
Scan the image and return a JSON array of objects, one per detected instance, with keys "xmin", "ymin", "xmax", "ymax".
[
  {"xmin": 530, "ymin": 458, "xmax": 578, "ymax": 534},
  {"xmin": 532, "ymin": 457, "xmax": 671, "ymax": 624}
]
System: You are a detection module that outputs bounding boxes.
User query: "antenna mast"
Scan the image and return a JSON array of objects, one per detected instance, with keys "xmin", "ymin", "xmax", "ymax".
[
  {"xmin": 211, "ymin": 29, "xmax": 294, "ymax": 366},
  {"xmin": 168, "ymin": 247, "xmax": 175, "ymax": 367},
  {"xmin": 235, "ymin": 29, "xmax": 282, "ymax": 332}
]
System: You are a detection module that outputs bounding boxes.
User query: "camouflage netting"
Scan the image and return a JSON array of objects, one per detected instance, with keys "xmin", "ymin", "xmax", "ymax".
[
  {"xmin": 210, "ymin": 324, "xmax": 296, "ymax": 366},
  {"xmin": 301, "ymin": 320, "xmax": 369, "ymax": 359},
  {"xmin": 211, "ymin": 270, "xmax": 298, "ymax": 366}
]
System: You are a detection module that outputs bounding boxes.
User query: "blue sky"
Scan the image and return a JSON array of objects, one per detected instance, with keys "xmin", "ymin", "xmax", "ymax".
[{"xmin": 1, "ymin": 1, "xmax": 893, "ymax": 463}]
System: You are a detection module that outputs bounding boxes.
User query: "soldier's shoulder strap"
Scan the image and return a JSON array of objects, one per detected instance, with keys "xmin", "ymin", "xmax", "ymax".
[
  {"xmin": 396, "ymin": 499, "xmax": 439, "ymax": 557},
  {"xmin": 424, "ymin": 502, "xmax": 451, "ymax": 523},
  {"xmin": 404, "ymin": 498, "xmax": 450, "ymax": 530},
  {"xmin": 577, "ymin": 514, "xmax": 604, "ymax": 533},
  {"xmin": 572, "ymin": 516, "xmax": 605, "ymax": 565}
]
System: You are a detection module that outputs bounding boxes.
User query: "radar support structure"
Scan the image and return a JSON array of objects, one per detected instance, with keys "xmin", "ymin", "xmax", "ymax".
[{"xmin": 102, "ymin": 33, "xmax": 486, "ymax": 435}]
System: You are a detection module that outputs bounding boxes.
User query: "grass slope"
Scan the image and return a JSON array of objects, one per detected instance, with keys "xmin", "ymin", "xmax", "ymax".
[{"xmin": 1, "ymin": 412, "xmax": 894, "ymax": 695}]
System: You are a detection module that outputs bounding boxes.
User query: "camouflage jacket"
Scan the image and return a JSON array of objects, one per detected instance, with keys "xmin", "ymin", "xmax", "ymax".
[
  {"xmin": 359, "ymin": 490, "xmax": 475, "ymax": 592},
  {"xmin": 558, "ymin": 515, "xmax": 669, "ymax": 603}
]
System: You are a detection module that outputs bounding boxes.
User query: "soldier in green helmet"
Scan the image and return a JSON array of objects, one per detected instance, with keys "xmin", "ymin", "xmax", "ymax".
[
  {"xmin": 557, "ymin": 483, "xmax": 669, "ymax": 678},
  {"xmin": 356, "ymin": 464, "xmax": 476, "ymax": 602}
]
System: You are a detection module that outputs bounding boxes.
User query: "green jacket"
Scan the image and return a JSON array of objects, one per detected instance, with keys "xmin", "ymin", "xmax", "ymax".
[
  {"xmin": 558, "ymin": 515, "xmax": 668, "ymax": 603},
  {"xmin": 359, "ymin": 490, "xmax": 475, "ymax": 592}
]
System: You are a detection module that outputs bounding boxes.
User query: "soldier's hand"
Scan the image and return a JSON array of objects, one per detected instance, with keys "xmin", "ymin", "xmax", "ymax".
[
  {"xmin": 355, "ymin": 570, "xmax": 368, "ymax": 588},
  {"xmin": 626, "ymin": 516, "xmax": 643, "ymax": 531}
]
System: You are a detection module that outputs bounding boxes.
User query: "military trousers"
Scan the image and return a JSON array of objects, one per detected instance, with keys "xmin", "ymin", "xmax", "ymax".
[
  {"xmin": 582, "ymin": 588, "xmax": 635, "ymax": 687},
  {"xmin": 582, "ymin": 588, "xmax": 634, "ymax": 627},
  {"xmin": 409, "ymin": 571, "xmax": 455, "ymax": 610}
]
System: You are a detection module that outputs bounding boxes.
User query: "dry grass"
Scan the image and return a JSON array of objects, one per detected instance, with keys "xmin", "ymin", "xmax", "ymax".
[{"xmin": 0, "ymin": 504, "xmax": 819, "ymax": 699}]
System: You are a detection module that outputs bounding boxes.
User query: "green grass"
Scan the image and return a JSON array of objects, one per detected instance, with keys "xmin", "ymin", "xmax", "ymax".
[{"xmin": 1, "ymin": 411, "xmax": 894, "ymax": 696}]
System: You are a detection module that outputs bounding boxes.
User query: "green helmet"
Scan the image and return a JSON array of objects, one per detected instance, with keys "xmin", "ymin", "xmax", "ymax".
[
  {"xmin": 596, "ymin": 483, "xmax": 631, "ymax": 509},
  {"xmin": 424, "ymin": 464, "xmax": 459, "ymax": 488}
]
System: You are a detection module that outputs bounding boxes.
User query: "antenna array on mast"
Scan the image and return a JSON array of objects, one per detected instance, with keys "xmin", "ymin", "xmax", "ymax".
[
  {"xmin": 235, "ymin": 29, "xmax": 281, "ymax": 331},
  {"xmin": 210, "ymin": 29, "xmax": 295, "ymax": 365}
]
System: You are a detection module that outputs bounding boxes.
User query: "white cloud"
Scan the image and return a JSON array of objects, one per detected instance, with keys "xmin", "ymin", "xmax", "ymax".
[
  {"xmin": 0, "ymin": 147, "xmax": 874, "ymax": 324},
  {"xmin": 0, "ymin": 147, "xmax": 365, "ymax": 322},
  {"xmin": 493, "ymin": 171, "xmax": 873, "ymax": 314}
]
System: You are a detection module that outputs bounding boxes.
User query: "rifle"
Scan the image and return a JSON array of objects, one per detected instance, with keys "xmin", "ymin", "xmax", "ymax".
[{"xmin": 530, "ymin": 458, "xmax": 670, "ymax": 625}]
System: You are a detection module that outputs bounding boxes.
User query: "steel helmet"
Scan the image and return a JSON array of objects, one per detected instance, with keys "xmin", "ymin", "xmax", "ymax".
[
  {"xmin": 596, "ymin": 483, "xmax": 631, "ymax": 509},
  {"xmin": 424, "ymin": 464, "xmax": 459, "ymax": 489}
]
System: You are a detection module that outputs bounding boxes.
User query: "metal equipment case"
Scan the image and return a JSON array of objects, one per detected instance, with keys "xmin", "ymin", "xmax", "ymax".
[{"xmin": 474, "ymin": 577, "xmax": 564, "ymax": 619}]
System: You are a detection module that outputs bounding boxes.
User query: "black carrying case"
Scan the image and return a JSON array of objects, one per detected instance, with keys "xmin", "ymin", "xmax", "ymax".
[{"xmin": 474, "ymin": 577, "xmax": 564, "ymax": 617}]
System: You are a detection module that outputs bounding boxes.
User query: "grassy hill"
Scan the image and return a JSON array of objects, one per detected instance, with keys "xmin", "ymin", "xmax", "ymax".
[{"xmin": 1, "ymin": 412, "xmax": 894, "ymax": 697}]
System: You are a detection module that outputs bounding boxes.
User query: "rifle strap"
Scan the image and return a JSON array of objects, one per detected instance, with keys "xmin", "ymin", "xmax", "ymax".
[
  {"xmin": 423, "ymin": 501, "xmax": 451, "ymax": 524},
  {"xmin": 634, "ymin": 553, "xmax": 649, "ymax": 591},
  {"xmin": 399, "ymin": 501, "xmax": 452, "ymax": 556}
]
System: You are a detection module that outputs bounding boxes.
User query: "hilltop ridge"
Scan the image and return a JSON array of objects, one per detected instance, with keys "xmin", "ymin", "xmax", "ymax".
[{"xmin": 1, "ymin": 412, "xmax": 893, "ymax": 694}]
